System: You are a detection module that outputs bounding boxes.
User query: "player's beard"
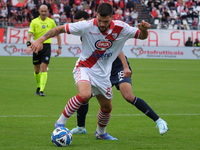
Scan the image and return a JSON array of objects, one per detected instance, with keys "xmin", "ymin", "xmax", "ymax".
[{"xmin": 98, "ymin": 26, "xmax": 109, "ymax": 33}]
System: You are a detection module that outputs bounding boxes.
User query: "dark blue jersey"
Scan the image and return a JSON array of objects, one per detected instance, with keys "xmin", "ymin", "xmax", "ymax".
[{"xmin": 110, "ymin": 56, "xmax": 132, "ymax": 90}]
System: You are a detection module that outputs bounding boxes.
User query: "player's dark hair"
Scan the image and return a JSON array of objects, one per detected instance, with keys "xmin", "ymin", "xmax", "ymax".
[
  {"xmin": 74, "ymin": 11, "xmax": 90, "ymax": 20},
  {"xmin": 97, "ymin": 3, "xmax": 113, "ymax": 17}
]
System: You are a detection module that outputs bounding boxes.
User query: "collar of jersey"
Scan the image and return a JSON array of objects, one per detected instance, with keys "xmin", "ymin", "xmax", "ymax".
[
  {"xmin": 93, "ymin": 18, "xmax": 114, "ymax": 35},
  {"xmin": 38, "ymin": 16, "xmax": 48, "ymax": 21}
]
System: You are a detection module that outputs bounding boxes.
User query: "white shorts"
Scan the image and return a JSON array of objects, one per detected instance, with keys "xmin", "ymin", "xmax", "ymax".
[{"xmin": 73, "ymin": 67, "xmax": 113, "ymax": 100}]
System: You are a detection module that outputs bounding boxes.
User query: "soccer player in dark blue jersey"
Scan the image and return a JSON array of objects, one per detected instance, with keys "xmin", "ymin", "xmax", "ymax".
[{"xmin": 71, "ymin": 11, "xmax": 168, "ymax": 135}]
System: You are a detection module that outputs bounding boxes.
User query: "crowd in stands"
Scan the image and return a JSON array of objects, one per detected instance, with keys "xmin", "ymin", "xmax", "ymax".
[
  {"xmin": 0, "ymin": 0, "xmax": 138, "ymax": 28},
  {"xmin": 146, "ymin": 0, "xmax": 200, "ymax": 30},
  {"xmin": 0, "ymin": 0, "xmax": 200, "ymax": 30}
]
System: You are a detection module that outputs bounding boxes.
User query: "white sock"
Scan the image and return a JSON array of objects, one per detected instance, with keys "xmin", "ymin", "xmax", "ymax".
[
  {"xmin": 155, "ymin": 118, "xmax": 162, "ymax": 123},
  {"xmin": 57, "ymin": 113, "xmax": 68, "ymax": 124},
  {"xmin": 77, "ymin": 126, "xmax": 85, "ymax": 130},
  {"xmin": 96, "ymin": 124, "xmax": 106, "ymax": 135}
]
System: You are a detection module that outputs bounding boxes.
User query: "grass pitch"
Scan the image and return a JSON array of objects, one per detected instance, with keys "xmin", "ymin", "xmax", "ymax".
[{"xmin": 0, "ymin": 56, "xmax": 199, "ymax": 150}]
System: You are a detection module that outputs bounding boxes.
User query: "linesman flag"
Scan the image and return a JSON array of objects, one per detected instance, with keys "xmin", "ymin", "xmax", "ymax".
[{"xmin": 12, "ymin": 0, "xmax": 28, "ymax": 7}]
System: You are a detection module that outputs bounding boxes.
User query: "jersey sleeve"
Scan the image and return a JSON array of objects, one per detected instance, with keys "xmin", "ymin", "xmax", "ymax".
[
  {"xmin": 64, "ymin": 20, "xmax": 88, "ymax": 36},
  {"xmin": 122, "ymin": 23, "xmax": 140, "ymax": 39}
]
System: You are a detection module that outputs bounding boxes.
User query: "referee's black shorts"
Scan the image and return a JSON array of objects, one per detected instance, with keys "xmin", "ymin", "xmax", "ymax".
[{"xmin": 33, "ymin": 43, "xmax": 51, "ymax": 65}]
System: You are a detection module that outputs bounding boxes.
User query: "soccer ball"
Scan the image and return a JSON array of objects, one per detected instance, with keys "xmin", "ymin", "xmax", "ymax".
[{"xmin": 51, "ymin": 127, "xmax": 72, "ymax": 147}]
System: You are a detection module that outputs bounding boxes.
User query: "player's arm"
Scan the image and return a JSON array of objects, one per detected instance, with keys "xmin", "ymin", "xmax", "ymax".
[
  {"xmin": 26, "ymin": 32, "xmax": 33, "ymax": 55},
  {"xmin": 31, "ymin": 25, "xmax": 66, "ymax": 54},
  {"xmin": 138, "ymin": 20, "xmax": 151, "ymax": 40},
  {"xmin": 56, "ymin": 34, "xmax": 62, "ymax": 56},
  {"xmin": 118, "ymin": 51, "xmax": 132, "ymax": 77}
]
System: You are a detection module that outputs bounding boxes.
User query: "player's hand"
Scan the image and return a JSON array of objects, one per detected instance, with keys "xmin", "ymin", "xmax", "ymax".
[
  {"xmin": 31, "ymin": 39, "xmax": 43, "ymax": 54},
  {"xmin": 56, "ymin": 48, "xmax": 62, "ymax": 56},
  {"xmin": 123, "ymin": 67, "xmax": 132, "ymax": 77},
  {"xmin": 26, "ymin": 46, "xmax": 32, "ymax": 55},
  {"xmin": 138, "ymin": 20, "xmax": 151, "ymax": 31}
]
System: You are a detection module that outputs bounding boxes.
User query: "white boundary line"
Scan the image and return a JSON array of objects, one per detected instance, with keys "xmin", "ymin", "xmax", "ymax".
[{"xmin": 0, "ymin": 114, "xmax": 199, "ymax": 118}]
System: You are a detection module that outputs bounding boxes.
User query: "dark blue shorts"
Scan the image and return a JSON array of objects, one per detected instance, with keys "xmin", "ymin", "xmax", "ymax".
[{"xmin": 110, "ymin": 57, "xmax": 132, "ymax": 90}]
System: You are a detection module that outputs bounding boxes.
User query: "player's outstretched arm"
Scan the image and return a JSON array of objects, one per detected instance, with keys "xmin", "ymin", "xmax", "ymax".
[
  {"xmin": 138, "ymin": 20, "xmax": 151, "ymax": 40},
  {"xmin": 118, "ymin": 51, "xmax": 132, "ymax": 77},
  {"xmin": 31, "ymin": 25, "xmax": 66, "ymax": 54},
  {"xmin": 26, "ymin": 32, "xmax": 33, "ymax": 55}
]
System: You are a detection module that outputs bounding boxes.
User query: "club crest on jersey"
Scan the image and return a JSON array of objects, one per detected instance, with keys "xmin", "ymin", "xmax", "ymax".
[
  {"xmin": 95, "ymin": 39, "xmax": 113, "ymax": 51},
  {"xmin": 112, "ymin": 33, "xmax": 118, "ymax": 39}
]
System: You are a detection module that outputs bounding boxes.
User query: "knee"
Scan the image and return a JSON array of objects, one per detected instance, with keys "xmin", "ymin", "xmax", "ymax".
[
  {"xmin": 123, "ymin": 94, "xmax": 135, "ymax": 104},
  {"xmin": 41, "ymin": 65, "xmax": 47, "ymax": 72},
  {"xmin": 101, "ymin": 103, "xmax": 112, "ymax": 112},
  {"xmin": 78, "ymin": 92, "xmax": 91, "ymax": 101},
  {"xmin": 35, "ymin": 71, "xmax": 40, "ymax": 74},
  {"xmin": 34, "ymin": 67, "xmax": 40, "ymax": 74}
]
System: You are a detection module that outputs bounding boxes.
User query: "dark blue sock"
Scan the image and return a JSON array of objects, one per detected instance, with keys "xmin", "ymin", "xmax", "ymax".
[
  {"xmin": 132, "ymin": 97, "xmax": 159, "ymax": 122},
  {"xmin": 77, "ymin": 102, "xmax": 89, "ymax": 127}
]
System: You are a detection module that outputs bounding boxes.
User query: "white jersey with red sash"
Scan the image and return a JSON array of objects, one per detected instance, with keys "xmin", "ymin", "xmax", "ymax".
[
  {"xmin": 65, "ymin": 19, "xmax": 140, "ymax": 99},
  {"xmin": 65, "ymin": 18, "xmax": 140, "ymax": 78}
]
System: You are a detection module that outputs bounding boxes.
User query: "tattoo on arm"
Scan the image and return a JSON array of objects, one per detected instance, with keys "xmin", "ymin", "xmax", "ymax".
[
  {"xmin": 44, "ymin": 26, "xmax": 64, "ymax": 39},
  {"xmin": 44, "ymin": 28, "xmax": 58, "ymax": 39}
]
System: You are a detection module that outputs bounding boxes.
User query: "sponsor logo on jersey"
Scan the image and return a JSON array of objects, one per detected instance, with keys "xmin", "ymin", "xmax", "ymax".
[
  {"xmin": 89, "ymin": 32, "xmax": 100, "ymax": 35},
  {"xmin": 95, "ymin": 39, "xmax": 113, "ymax": 51},
  {"xmin": 92, "ymin": 50, "xmax": 113, "ymax": 60}
]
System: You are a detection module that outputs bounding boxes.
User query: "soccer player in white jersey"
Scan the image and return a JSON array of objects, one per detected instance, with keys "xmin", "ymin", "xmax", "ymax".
[
  {"xmin": 71, "ymin": 11, "xmax": 168, "ymax": 136},
  {"xmin": 31, "ymin": 3, "xmax": 151, "ymax": 140}
]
